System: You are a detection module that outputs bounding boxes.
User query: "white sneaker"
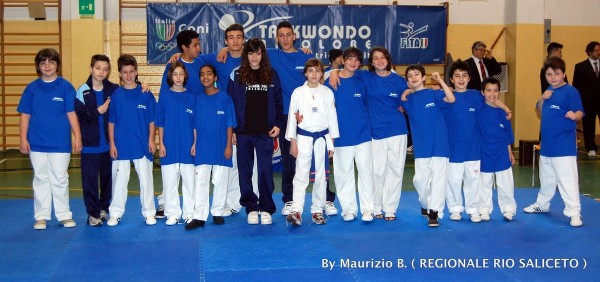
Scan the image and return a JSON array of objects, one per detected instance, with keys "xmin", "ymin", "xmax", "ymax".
[
  {"xmin": 100, "ymin": 210, "xmax": 109, "ymax": 221},
  {"xmin": 33, "ymin": 220, "xmax": 47, "ymax": 230},
  {"xmin": 260, "ymin": 212, "xmax": 272, "ymax": 225},
  {"xmin": 145, "ymin": 217, "xmax": 157, "ymax": 225},
  {"xmin": 107, "ymin": 217, "xmax": 120, "ymax": 226},
  {"xmin": 570, "ymin": 216, "xmax": 583, "ymax": 227},
  {"xmin": 281, "ymin": 201, "xmax": 293, "ymax": 216},
  {"xmin": 503, "ymin": 212, "xmax": 514, "ymax": 221},
  {"xmin": 88, "ymin": 216, "xmax": 102, "ymax": 227},
  {"xmin": 165, "ymin": 217, "xmax": 179, "ymax": 226},
  {"xmin": 523, "ymin": 204, "xmax": 548, "ymax": 213},
  {"xmin": 248, "ymin": 211, "xmax": 259, "ymax": 224},
  {"xmin": 222, "ymin": 208, "xmax": 239, "ymax": 217},
  {"xmin": 470, "ymin": 214, "xmax": 482, "ymax": 223},
  {"xmin": 480, "ymin": 213, "xmax": 490, "ymax": 221},
  {"xmin": 588, "ymin": 150, "xmax": 597, "ymax": 157},
  {"xmin": 343, "ymin": 213, "xmax": 356, "ymax": 222},
  {"xmin": 361, "ymin": 212, "xmax": 374, "ymax": 222},
  {"xmin": 61, "ymin": 219, "xmax": 76, "ymax": 228},
  {"xmin": 450, "ymin": 213, "xmax": 461, "ymax": 221},
  {"xmin": 325, "ymin": 201, "xmax": 338, "ymax": 216}
]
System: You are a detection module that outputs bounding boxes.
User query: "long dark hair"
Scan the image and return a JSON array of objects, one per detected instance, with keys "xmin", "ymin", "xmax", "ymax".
[{"xmin": 239, "ymin": 38, "xmax": 272, "ymax": 85}]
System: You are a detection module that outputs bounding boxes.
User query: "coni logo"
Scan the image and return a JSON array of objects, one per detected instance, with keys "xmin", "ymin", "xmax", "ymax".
[{"xmin": 154, "ymin": 18, "xmax": 177, "ymax": 51}]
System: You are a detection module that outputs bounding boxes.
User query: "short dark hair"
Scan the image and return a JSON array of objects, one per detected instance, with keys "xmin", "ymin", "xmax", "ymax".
[
  {"xmin": 225, "ymin": 23, "xmax": 245, "ymax": 40},
  {"xmin": 481, "ymin": 77, "xmax": 501, "ymax": 91},
  {"xmin": 177, "ymin": 30, "xmax": 200, "ymax": 53},
  {"xmin": 471, "ymin": 41, "xmax": 486, "ymax": 51},
  {"xmin": 585, "ymin": 41, "xmax": 600, "ymax": 55},
  {"xmin": 276, "ymin": 21, "xmax": 293, "ymax": 32},
  {"xmin": 542, "ymin": 56, "xmax": 566, "ymax": 74},
  {"xmin": 117, "ymin": 54, "xmax": 140, "ymax": 84},
  {"xmin": 368, "ymin": 46, "xmax": 392, "ymax": 72},
  {"xmin": 329, "ymin": 49, "xmax": 343, "ymax": 63},
  {"xmin": 449, "ymin": 59, "xmax": 471, "ymax": 78},
  {"xmin": 34, "ymin": 48, "xmax": 61, "ymax": 76},
  {"xmin": 90, "ymin": 54, "xmax": 110, "ymax": 69},
  {"xmin": 405, "ymin": 64, "xmax": 426, "ymax": 78},
  {"xmin": 547, "ymin": 42, "xmax": 563, "ymax": 55},
  {"xmin": 304, "ymin": 58, "xmax": 324, "ymax": 74},
  {"xmin": 166, "ymin": 61, "xmax": 188, "ymax": 88},
  {"xmin": 343, "ymin": 47, "xmax": 363, "ymax": 63}
]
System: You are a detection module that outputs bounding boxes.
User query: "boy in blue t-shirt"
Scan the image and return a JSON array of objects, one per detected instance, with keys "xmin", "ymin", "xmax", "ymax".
[
  {"xmin": 478, "ymin": 78, "xmax": 517, "ymax": 221},
  {"xmin": 107, "ymin": 54, "xmax": 157, "ymax": 227},
  {"xmin": 18, "ymin": 48, "xmax": 82, "ymax": 230},
  {"xmin": 524, "ymin": 57, "xmax": 584, "ymax": 227},
  {"xmin": 402, "ymin": 65, "xmax": 455, "ymax": 227}
]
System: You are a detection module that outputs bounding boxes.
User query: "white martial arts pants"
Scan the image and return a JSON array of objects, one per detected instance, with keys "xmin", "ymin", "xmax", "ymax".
[
  {"xmin": 333, "ymin": 141, "xmax": 374, "ymax": 216},
  {"xmin": 446, "ymin": 161, "xmax": 481, "ymax": 215},
  {"xmin": 291, "ymin": 135, "xmax": 327, "ymax": 214},
  {"xmin": 535, "ymin": 156, "xmax": 581, "ymax": 217},
  {"xmin": 226, "ymin": 145, "xmax": 259, "ymax": 211},
  {"xmin": 30, "ymin": 152, "xmax": 73, "ymax": 221},
  {"xmin": 371, "ymin": 135, "xmax": 407, "ymax": 216},
  {"xmin": 110, "ymin": 157, "xmax": 156, "ymax": 219},
  {"xmin": 194, "ymin": 164, "xmax": 229, "ymax": 220},
  {"xmin": 161, "ymin": 163, "xmax": 194, "ymax": 220},
  {"xmin": 414, "ymin": 157, "xmax": 448, "ymax": 218},
  {"xmin": 480, "ymin": 168, "xmax": 516, "ymax": 215}
]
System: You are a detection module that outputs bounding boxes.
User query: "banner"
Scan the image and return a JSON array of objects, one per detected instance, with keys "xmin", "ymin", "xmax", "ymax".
[{"xmin": 147, "ymin": 3, "xmax": 447, "ymax": 65}]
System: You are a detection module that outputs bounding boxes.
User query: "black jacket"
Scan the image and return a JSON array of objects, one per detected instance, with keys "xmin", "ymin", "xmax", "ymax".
[{"xmin": 75, "ymin": 75, "xmax": 119, "ymax": 147}]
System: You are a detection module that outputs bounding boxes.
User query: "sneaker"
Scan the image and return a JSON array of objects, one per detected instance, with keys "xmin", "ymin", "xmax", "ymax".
[
  {"xmin": 427, "ymin": 210, "xmax": 439, "ymax": 227},
  {"xmin": 166, "ymin": 217, "xmax": 179, "ymax": 226},
  {"xmin": 503, "ymin": 212, "xmax": 514, "ymax": 221},
  {"xmin": 470, "ymin": 214, "xmax": 482, "ymax": 223},
  {"xmin": 222, "ymin": 208, "xmax": 239, "ymax": 217},
  {"xmin": 145, "ymin": 217, "xmax": 157, "ymax": 225},
  {"xmin": 33, "ymin": 220, "xmax": 47, "ymax": 230},
  {"xmin": 570, "ymin": 216, "xmax": 583, "ymax": 227},
  {"xmin": 361, "ymin": 212, "xmax": 374, "ymax": 222},
  {"xmin": 588, "ymin": 150, "xmax": 597, "ymax": 157},
  {"xmin": 88, "ymin": 216, "xmax": 102, "ymax": 227},
  {"xmin": 260, "ymin": 212, "xmax": 272, "ymax": 225},
  {"xmin": 61, "ymin": 219, "xmax": 76, "ymax": 228},
  {"xmin": 213, "ymin": 216, "xmax": 225, "ymax": 225},
  {"xmin": 523, "ymin": 204, "xmax": 548, "ymax": 213},
  {"xmin": 480, "ymin": 213, "xmax": 490, "ymax": 221},
  {"xmin": 247, "ymin": 211, "xmax": 259, "ymax": 224},
  {"xmin": 325, "ymin": 201, "xmax": 338, "ymax": 216},
  {"xmin": 286, "ymin": 211, "xmax": 302, "ymax": 226},
  {"xmin": 281, "ymin": 201, "xmax": 293, "ymax": 216},
  {"xmin": 343, "ymin": 213, "xmax": 356, "ymax": 222},
  {"xmin": 100, "ymin": 210, "xmax": 109, "ymax": 221},
  {"xmin": 407, "ymin": 145, "xmax": 413, "ymax": 152},
  {"xmin": 312, "ymin": 212, "xmax": 327, "ymax": 225},
  {"xmin": 155, "ymin": 204, "xmax": 165, "ymax": 219},
  {"xmin": 184, "ymin": 219, "xmax": 205, "ymax": 230},
  {"xmin": 421, "ymin": 208, "xmax": 428, "ymax": 218},
  {"xmin": 107, "ymin": 217, "xmax": 120, "ymax": 226},
  {"xmin": 450, "ymin": 213, "xmax": 461, "ymax": 221}
]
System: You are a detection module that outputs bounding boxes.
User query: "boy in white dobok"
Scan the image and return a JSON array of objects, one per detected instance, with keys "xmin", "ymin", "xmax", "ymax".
[{"xmin": 286, "ymin": 59, "xmax": 339, "ymax": 226}]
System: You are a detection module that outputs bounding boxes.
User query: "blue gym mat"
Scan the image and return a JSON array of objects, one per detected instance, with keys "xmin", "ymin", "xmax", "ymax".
[{"xmin": 0, "ymin": 189, "xmax": 597, "ymax": 281}]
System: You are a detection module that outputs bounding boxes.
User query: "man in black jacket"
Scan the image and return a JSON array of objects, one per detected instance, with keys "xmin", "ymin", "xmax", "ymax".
[
  {"xmin": 465, "ymin": 41, "xmax": 502, "ymax": 91},
  {"xmin": 573, "ymin": 41, "xmax": 600, "ymax": 157}
]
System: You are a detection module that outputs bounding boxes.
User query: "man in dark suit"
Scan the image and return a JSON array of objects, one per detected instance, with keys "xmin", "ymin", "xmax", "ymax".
[
  {"xmin": 465, "ymin": 41, "xmax": 502, "ymax": 91},
  {"xmin": 573, "ymin": 41, "xmax": 600, "ymax": 157}
]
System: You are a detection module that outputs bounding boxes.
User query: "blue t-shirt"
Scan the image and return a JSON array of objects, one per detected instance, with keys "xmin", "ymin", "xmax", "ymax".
[
  {"xmin": 402, "ymin": 88, "xmax": 450, "ymax": 159},
  {"xmin": 200, "ymin": 52, "xmax": 242, "ymax": 91},
  {"xmin": 109, "ymin": 86, "xmax": 156, "ymax": 160},
  {"xmin": 267, "ymin": 48, "xmax": 313, "ymax": 114},
  {"xmin": 478, "ymin": 103, "xmax": 514, "ymax": 172},
  {"xmin": 194, "ymin": 90, "xmax": 237, "ymax": 167},
  {"xmin": 358, "ymin": 71, "xmax": 408, "ymax": 139},
  {"xmin": 443, "ymin": 89, "xmax": 484, "ymax": 162},
  {"xmin": 161, "ymin": 57, "xmax": 206, "ymax": 97},
  {"xmin": 17, "ymin": 77, "xmax": 76, "ymax": 153},
  {"xmin": 325, "ymin": 74, "xmax": 371, "ymax": 147},
  {"xmin": 539, "ymin": 83, "xmax": 584, "ymax": 157},
  {"xmin": 155, "ymin": 89, "xmax": 195, "ymax": 165},
  {"xmin": 82, "ymin": 89, "xmax": 110, "ymax": 154}
]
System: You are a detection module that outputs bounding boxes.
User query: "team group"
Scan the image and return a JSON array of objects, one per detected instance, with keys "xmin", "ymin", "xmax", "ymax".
[{"xmin": 17, "ymin": 21, "xmax": 584, "ymax": 230}]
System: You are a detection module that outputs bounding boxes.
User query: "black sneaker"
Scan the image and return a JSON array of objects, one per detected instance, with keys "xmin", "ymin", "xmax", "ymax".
[
  {"xmin": 213, "ymin": 216, "xmax": 225, "ymax": 225},
  {"xmin": 428, "ymin": 210, "xmax": 439, "ymax": 227},
  {"xmin": 155, "ymin": 204, "xmax": 166, "ymax": 219},
  {"xmin": 421, "ymin": 208, "xmax": 428, "ymax": 218},
  {"xmin": 185, "ymin": 219, "xmax": 205, "ymax": 230}
]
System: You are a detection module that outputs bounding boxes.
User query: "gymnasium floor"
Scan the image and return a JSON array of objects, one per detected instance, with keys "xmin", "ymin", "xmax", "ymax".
[{"xmin": 0, "ymin": 149, "xmax": 598, "ymax": 281}]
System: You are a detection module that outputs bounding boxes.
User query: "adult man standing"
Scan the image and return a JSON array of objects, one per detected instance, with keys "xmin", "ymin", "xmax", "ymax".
[
  {"xmin": 573, "ymin": 41, "xmax": 600, "ymax": 157},
  {"xmin": 465, "ymin": 41, "xmax": 502, "ymax": 91}
]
